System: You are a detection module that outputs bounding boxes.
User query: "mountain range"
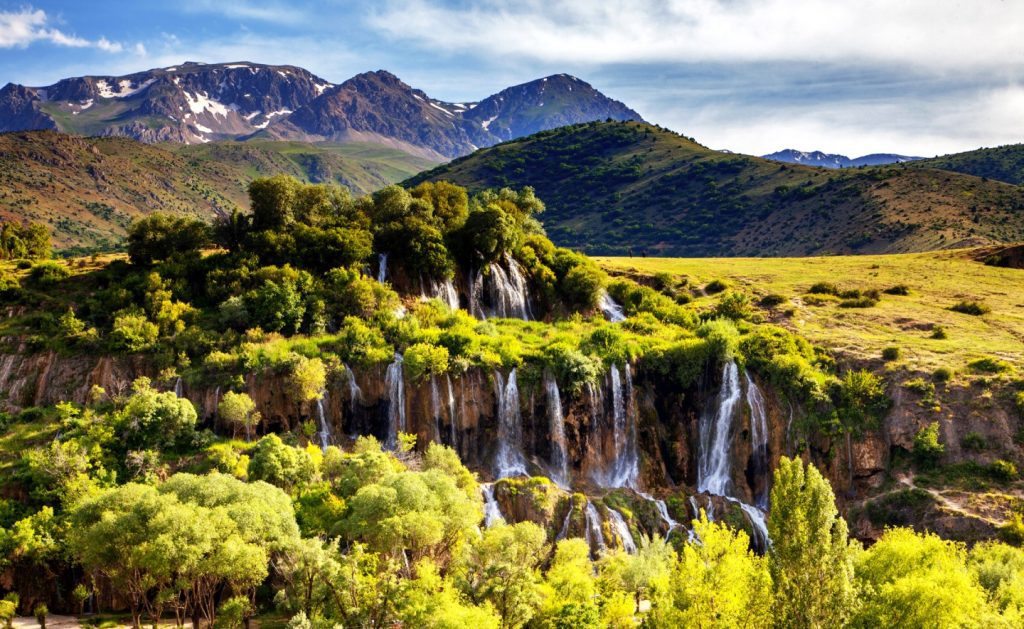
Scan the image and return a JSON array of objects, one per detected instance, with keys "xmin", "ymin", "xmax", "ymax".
[
  {"xmin": 0, "ymin": 62, "xmax": 642, "ymax": 160},
  {"xmin": 763, "ymin": 149, "xmax": 923, "ymax": 168}
]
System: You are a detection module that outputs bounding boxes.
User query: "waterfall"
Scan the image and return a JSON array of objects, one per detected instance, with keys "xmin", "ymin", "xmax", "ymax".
[
  {"xmin": 599, "ymin": 291, "xmax": 626, "ymax": 322},
  {"xmin": 639, "ymin": 491, "xmax": 679, "ymax": 536},
  {"xmin": 698, "ymin": 361, "xmax": 742, "ymax": 495},
  {"xmin": 544, "ymin": 372, "xmax": 570, "ymax": 488},
  {"xmin": 446, "ymin": 374, "xmax": 457, "ymax": 448},
  {"xmin": 481, "ymin": 483, "xmax": 505, "ymax": 528},
  {"xmin": 384, "ymin": 354, "xmax": 405, "ymax": 450},
  {"xmin": 377, "ymin": 253, "xmax": 388, "ymax": 283},
  {"xmin": 344, "ymin": 364, "xmax": 362, "ymax": 414},
  {"xmin": 607, "ymin": 508, "xmax": 637, "ymax": 553},
  {"xmin": 212, "ymin": 385, "xmax": 221, "ymax": 419},
  {"xmin": 604, "ymin": 364, "xmax": 640, "ymax": 488},
  {"xmin": 431, "ymin": 278, "xmax": 460, "ymax": 311},
  {"xmin": 173, "ymin": 377, "xmax": 183, "ymax": 398},
  {"xmin": 493, "ymin": 369, "xmax": 528, "ymax": 478},
  {"xmin": 697, "ymin": 361, "xmax": 771, "ymax": 550},
  {"xmin": 430, "ymin": 375, "xmax": 443, "ymax": 442},
  {"xmin": 468, "ymin": 255, "xmax": 533, "ymax": 320},
  {"xmin": 584, "ymin": 502, "xmax": 607, "ymax": 554},
  {"xmin": 316, "ymin": 390, "xmax": 331, "ymax": 451},
  {"xmin": 556, "ymin": 498, "xmax": 575, "ymax": 541},
  {"xmin": 745, "ymin": 370, "xmax": 770, "ymax": 509}
]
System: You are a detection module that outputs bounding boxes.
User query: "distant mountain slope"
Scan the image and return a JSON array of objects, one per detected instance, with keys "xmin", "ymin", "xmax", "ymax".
[
  {"xmin": 1, "ymin": 63, "xmax": 642, "ymax": 158},
  {"xmin": 0, "ymin": 131, "xmax": 436, "ymax": 252},
  {"xmin": 409, "ymin": 121, "xmax": 1024, "ymax": 256},
  {"xmin": 914, "ymin": 144, "xmax": 1024, "ymax": 186},
  {"xmin": 763, "ymin": 149, "xmax": 922, "ymax": 168}
]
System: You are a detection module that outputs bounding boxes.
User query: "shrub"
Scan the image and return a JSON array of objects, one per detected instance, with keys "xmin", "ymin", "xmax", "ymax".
[
  {"xmin": 127, "ymin": 212, "xmax": 211, "ymax": 266},
  {"xmin": 541, "ymin": 343, "xmax": 601, "ymax": 395},
  {"xmin": 884, "ymin": 284, "xmax": 910, "ymax": 296},
  {"xmin": 404, "ymin": 342, "xmax": 450, "ymax": 381},
  {"xmin": 933, "ymin": 367, "xmax": 953, "ymax": 383},
  {"xmin": 27, "ymin": 261, "xmax": 69, "ymax": 286},
  {"xmin": 808, "ymin": 282, "xmax": 839, "ymax": 295},
  {"xmin": 950, "ymin": 300, "xmax": 991, "ymax": 316},
  {"xmin": 109, "ymin": 312, "xmax": 159, "ymax": 353},
  {"xmin": 882, "ymin": 347, "xmax": 900, "ymax": 361},
  {"xmin": 913, "ymin": 422, "xmax": 944, "ymax": 467},
  {"xmin": 803, "ymin": 294, "xmax": 838, "ymax": 306},
  {"xmin": 961, "ymin": 432, "xmax": 986, "ymax": 451},
  {"xmin": 968, "ymin": 357, "xmax": 1014, "ymax": 374},
  {"xmin": 989, "ymin": 460, "xmax": 1019, "ymax": 481},
  {"xmin": 759, "ymin": 293, "xmax": 787, "ymax": 307},
  {"xmin": 930, "ymin": 325, "xmax": 948, "ymax": 339},
  {"xmin": 712, "ymin": 291, "xmax": 752, "ymax": 320},
  {"xmin": 839, "ymin": 296, "xmax": 879, "ymax": 308},
  {"xmin": 704, "ymin": 279, "xmax": 728, "ymax": 294}
]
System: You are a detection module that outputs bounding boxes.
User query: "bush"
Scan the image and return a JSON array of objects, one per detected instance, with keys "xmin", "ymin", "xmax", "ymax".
[
  {"xmin": 913, "ymin": 422, "xmax": 944, "ymax": 467},
  {"xmin": 968, "ymin": 357, "xmax": 1014, "ymax": 374},
  {"xmin": 839, "ymin": 295, "xmax": 879, "ymax": 308},
  {"xmin": 404, "ymin": 342, "xmax": 450, "ymax": 381},
  {"xmin": 808, "ymin": 282, "xmax": 839, "ymax": 295},
  {"xmin": 127, "ymin": 213, "xmax": 211, "ymax": 266},
  {"xmin": 884, "ymin": 284, "xmax": 910, "ymax": 295},
  {"xmin": 989, "ymin": 460, "xmax": 1019, "ymax": 481},
  {"xmin": 704, "ymin": 279, "xmax": 728, "ymax": 294},
  {"xmin": 882, "ymin": 347, "xmax": 900, "ymax": 361},
  {"xmin": 930, "ymin": 326, "xmax": 949, "ymax": 339},
  {"xmin": 247, "ymin": 434, "xmax": 315, "ymax": 488},
  {"xmin": 950, "ymin": 300, "xmax": 991, "ymax": 316},
  {"xmin": 933, "ymin": 367, "xmax": 953, "ymax": 382},
  {"xmin": 109, "ymin": 312, "xmax": 159, "ymax": 353},
  {"xmin": 713, "ymin": 291, "xmax": 752, "ymax": 320},
  {"xmin": 760, "ymin": 293, "xmax": 787, "ymax": 307},
  {"xmin": 961, "ymin": 432, "xmax": 986, "ymax": 451},
  {"xmin": 27, "ymin": 261, "xmax": 69, "ymax": 286}
]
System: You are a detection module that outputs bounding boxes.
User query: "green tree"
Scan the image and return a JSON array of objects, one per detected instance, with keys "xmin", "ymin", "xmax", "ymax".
[
  {"xmin": 458, "ymin": 522, "xmax": 546, "ymax": 628},
  {"xmin": 109, "ymin": 312, "xmax": 159, "ymax": 353},
  {"xmin": 218, "ymin": 391, "xmax": 260, "ymax": 441},
  {"xmin": 116, "ymin": 377, "xmax": 198, "ymax": 450},
  {"xmin": 127, "ymin": 213, "xmax": 211, "ymax": 266},
  {"xmin": 247, "ymin": 434, "xmax": 316, "ymax": 489},
  {"xmin": 768, "ymin": 457, "xmax": 857, "ymax": 628},
  {"xmin": 249, "ymin": 175, "xmax": 299, "ymax": 231}
]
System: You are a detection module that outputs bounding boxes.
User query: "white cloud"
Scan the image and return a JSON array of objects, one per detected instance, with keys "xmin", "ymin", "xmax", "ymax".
[
  {"xmin": 180, "ymin": 0, "xmax": 309, "ymax": 25},
  {"xmin": 368, "ymin": 0, "xmax": 1024, "ymax": 71},
  {"xmin": 0, "ymin": 7, "xmax": 137, "ymax": 53}
]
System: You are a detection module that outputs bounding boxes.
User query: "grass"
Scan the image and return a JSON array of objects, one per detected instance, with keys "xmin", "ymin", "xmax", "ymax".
[{"xmin": 596, "ymin": 247, "xmax": 1024, "ymax": 374}]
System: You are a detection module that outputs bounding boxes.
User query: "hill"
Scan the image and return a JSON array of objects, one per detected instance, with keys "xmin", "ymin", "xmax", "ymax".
[
  {"xmin": 763, "ymin": 149, "xmax": 922, "ymax": 168},
  {"xmin": 1, "ymin": 62, "xmax": 642, "ymax": 158},
  {"xmin": 914, "ymin": 144, "xmax": 1024, "ymax": 186},
  {"xmin": 0, "ymin": 131, "xmax": 435, "ymax": 252},
  {"xmin": 408, "ymin": 121, "xmax": 1024, "ymax": 256}
]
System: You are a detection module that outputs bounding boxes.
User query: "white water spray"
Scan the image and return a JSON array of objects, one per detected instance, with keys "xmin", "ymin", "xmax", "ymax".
[
  {"xmin": 494, "ymin": 369, "xmax": 528, "ymax": 478},
  {"xmin": 384, "ymin": 354, "xmax": 405, "ymax": 450},
  {"xmin": 377, "ymin": 253, "xmax": 388, "ymax": 284},
  {"xmin": 481, "ymin": 483, "xmax": 505, "ymax": 528},
  {"xmin": 544, "ymin": 372, "xmax": 570, "ymax": 488},
  {"xmin": 599, "ymin": 291, "xmax": 626, "ymax": 322},
  {"xmin": 607, "ymin": 507, "xmax": 637, "ymax": 553}
]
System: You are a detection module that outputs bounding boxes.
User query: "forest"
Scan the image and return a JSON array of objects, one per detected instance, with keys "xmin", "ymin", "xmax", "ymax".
[{"xmin": 0, "ymin": 177, "xmax": 1022, "ymax": 628}]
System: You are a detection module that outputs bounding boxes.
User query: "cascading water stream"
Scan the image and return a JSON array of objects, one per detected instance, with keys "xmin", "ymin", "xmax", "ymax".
[
  {"xmin": 377, "ymin": 253, "xmax": 388, "ymax": 284},
  {"xmin": 481, "ymin": 483, "xmax": 506, "ymax": 528},
  {"xmin": 430, "ymin": 375, "xmax": 443, "ymax": 442},
  {"xmin": 604, "ymin": 364, "xmax": 640, "ymax": 488},
  {"xmin": 344, "ymin": 364, "xmax": 362, "ymax": 414},
  {"xmin": 697, "ymin": 361, "xmax": 771, "ymax": 550},
  {"xmin": 745, "ymin": 370, "xmax": 771, "ymax": 509},
  {"xmin": 584, "ymin": 502, "xmax": 607, "ymax": 555},
  {"xmin": 316, "ymin": 390, "xmax": 331, "ymax": 451},
  {"xmin": 174, "ymin": 377, "xmax": 183, "ymax": 398},
  {"xmin": 556, "ymin": 498, "xmax": 575, "ymax": 541},
  {"xmin": 493, "ymin": 369, "xmax": 528, "ymax": 478},
  {"xmin": 384, "ymin": 354, "xmax": 405, "ymax": 451},
  {"xmin": 544, "ymin": 371, "xmax": 570, "ymax": 488},
  {"xmin": 607, "ymin": 508, "xmax": 637, "ymax": 553},
  {"xmin": 446, "ymin": 374, "xmax": 457, "ymax": 448},
  {"xmin": 468, "ymin": 254, "xmax": 533, "ymax": 320},
  {"xmin": 599, "ymin": 291, "xmax": 626, "ymax": 322}
]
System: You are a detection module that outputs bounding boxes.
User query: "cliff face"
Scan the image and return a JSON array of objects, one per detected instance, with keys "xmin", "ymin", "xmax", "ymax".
[{"xmin": 0, "ymin": 347, "xmax": 1017, "ymax": 545}]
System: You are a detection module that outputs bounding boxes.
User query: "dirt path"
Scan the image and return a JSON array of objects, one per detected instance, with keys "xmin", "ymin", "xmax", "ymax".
[{"xmin": 13, "ymin": 616, "xmax": 80, "ymax": 629}]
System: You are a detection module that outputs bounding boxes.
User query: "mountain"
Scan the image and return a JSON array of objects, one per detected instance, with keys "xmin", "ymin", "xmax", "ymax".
[
  {"xmin": 0, "ymin": 63, "xmax": 642, "ymax": 159},
  {"xmin": 912, "ymin": 144, "xmax": 1024, "ymax": 186},
  {"xmin": 408, "ymin": 121, "xmax": 1024, "ymax": 256},
  {"xmin": 0, "ymin": 131, "xmax": 436, "ymax": 252},
  {"xmin": 764, "ymin": 149, "xmax": 923, "ymax": 168}
]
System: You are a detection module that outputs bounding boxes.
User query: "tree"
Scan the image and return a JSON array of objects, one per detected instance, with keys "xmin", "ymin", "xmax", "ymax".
[
  {"xmin": 247, "ymin": 434, "xmax": 316, "ymax": 489},
  {"xmin": 458, "ymin": 522, "xmax": 546, "ymax": 628},
  {"xmin": 116, "ymin": 377, "xmax": 198, "ymax": 450},
  {"xmin": 410, "ymin": 181, "xmax": 470, "ymax": 232},
  {"xmin": 288, "ymin": 355, "xmax": 326, "ymax": 410},
  {"xmin": 127, "ymin": 213, "xmax": 211, "ymax": 266},
  {"xmin": 218, "ymin": 391, "xmax": 260, "ymax": 441},
  {"xmin": 536, "ymin": 539, "xmax": 599, "ymax": 626},
  {"xmin": 249, "ymin": 175, "xmax": 299, "ymax": 231},
  {"xmin": 654, "ymin": 513, "xmax": 771, "ymax": 627},
  {"xmin": 0, "ymin": 220, "xmax": 50, "ymax": 260},
  {"xmin": 109, "ymin": 311, "xmax": 159, "ymax": 353},
  {"xmin": 852, "ymin": 528, "xmax": 988, "ymax": 628},
  {"xmin": 768, "ymin": 456, "xmax": 857, "ymax": 628}
]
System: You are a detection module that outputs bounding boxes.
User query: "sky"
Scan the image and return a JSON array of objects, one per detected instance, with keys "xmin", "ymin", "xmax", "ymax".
[{"xmin": 1, "ymin": 0, "xmax": 1022, "ymax": 158}]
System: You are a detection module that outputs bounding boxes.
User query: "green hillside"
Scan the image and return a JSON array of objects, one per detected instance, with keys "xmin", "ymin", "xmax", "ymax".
[
  {"xmin": 408, "ymin": 121, "xmax": 1024, "ymax": 256},
  {"xmin": 914, "ymin": 144, "xmax": 1024, "ymax": 186},
  {"xmin": 0, "ymin": 131, "xmax": 436, "ymax": 252}
]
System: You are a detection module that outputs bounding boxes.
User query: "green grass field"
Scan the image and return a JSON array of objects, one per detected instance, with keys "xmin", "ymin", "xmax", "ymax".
[{"xmin": 597, "ymin": 248, "xmax": 1024, "ymax": 375}]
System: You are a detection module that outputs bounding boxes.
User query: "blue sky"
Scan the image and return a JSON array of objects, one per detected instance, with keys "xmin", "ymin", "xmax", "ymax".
[{"xmin": 1, "ymin": 0, "xmax": 1022, "ymax": 157}]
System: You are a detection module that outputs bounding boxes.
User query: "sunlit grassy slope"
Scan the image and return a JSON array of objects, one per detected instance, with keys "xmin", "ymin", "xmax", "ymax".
[{"xmin": 597, "ymin": 248, "xmax": 1024, "ymax": 374}]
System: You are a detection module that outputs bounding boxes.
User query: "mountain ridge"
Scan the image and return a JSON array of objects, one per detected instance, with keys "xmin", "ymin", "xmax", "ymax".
[
  {"xmin": 0, "ymin": 62, "xmax": 642, "ymax": 159},
  {"xmin": 763, "ymin": 148, "xmax": 923, "ymax": 168}
]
